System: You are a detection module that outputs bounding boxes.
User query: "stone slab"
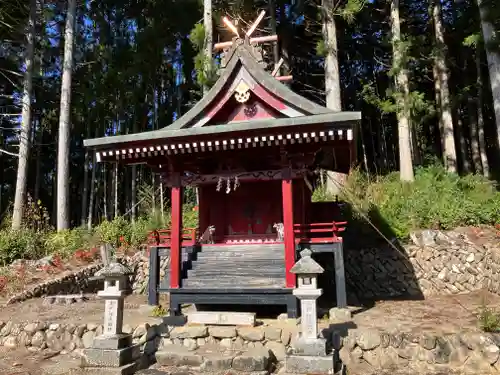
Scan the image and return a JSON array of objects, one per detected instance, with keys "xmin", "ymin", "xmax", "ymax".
[
  {"xmin": 187, "ymin": 311, "xmax": 256, "ymax": 326},
  {"xmin": 93, "ymin": 334, "xmax": 132, "ymax": 350},
  {"xmin": 292, "ymin": 337, "xmax": 326, "ymax": 356},
  {"xmin": 69, "ymin": 362, "xmax": 137, "ymax": 375},
  {"xmin": 155, "ymin": 345, "xmax": 204, "ymax": 367},
  {"xmin": 285, "ymin": 355, "xmax": 334, "ymax": 374},
  {"xmin": 81, "ymin": 345, "xmax": 141, "ymax": 368}
]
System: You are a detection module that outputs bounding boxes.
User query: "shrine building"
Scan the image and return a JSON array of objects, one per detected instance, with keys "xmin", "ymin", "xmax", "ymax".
[{"xmin": 83, "ymin": 16, "xmax": 361, "ymax": 317}]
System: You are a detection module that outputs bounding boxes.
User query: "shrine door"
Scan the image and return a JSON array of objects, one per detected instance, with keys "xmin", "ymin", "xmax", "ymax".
[{"xmin": 225, "ymin": 180, "xmax": 282, "ymax": 237}]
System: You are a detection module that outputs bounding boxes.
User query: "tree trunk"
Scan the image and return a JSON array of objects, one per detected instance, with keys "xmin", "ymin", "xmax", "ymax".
[
  {"xmin": 391, "ymin": 0, "xmax": 414, "ymax": 182},
  {"xmin": 203, "ymin": 0, "xmax": 212, "ymax": 95},
  {"xmin": 322, "ymin": 0, "xmax": 342, "ymax": 111},
  {"xmin": 476, "ymin": 0, "xmax": 500, "ymax": 146},
  {"xmin": 476, "ymin": 46, "xmax": 490, "ymax": 177},
  {"xmin": 468, "ymin": 96, "xmax": 483, "ymax": 174},
  {"xmin": 431, "ymin": 0, "xmax": 457, "ymax": 173},
  {"xmin": 322, "ymin": 0, "xmax": 346, "ymax": 195},
  {"xmin": 12, "ymin": 0, "xmax": 37, "ymax": 230},
  {"xmin": 87, "ymin": 151, "xmax": 97, "ymax": 231},
  {"xmin": 56, "ymin": 0, "xmax": 76, "ymax": 230},
  {"xmin": 81, "ymin": 125, "xmax": 91, "ymax": 226},
  {"xmin": 114, "ymin": 163, "xmax": 118, "ymax": 218},
  {"xmin": 33, "ymin": 118, "xmax": 42, "ymax": 204}
]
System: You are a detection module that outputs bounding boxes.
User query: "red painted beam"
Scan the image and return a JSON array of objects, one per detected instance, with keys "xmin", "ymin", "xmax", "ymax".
[
  {"xmin": 282, "ymin": 175, "xmax": 296, "ymax": 288},
  {"xmin": 170, "ymin": 182, "xmax": 183, "ymax": 289}
]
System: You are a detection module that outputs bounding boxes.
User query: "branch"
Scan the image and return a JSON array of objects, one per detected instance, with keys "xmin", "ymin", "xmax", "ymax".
[{"xmin": 0, "ymin": 148, "xmax": 18, "ymax": 157}]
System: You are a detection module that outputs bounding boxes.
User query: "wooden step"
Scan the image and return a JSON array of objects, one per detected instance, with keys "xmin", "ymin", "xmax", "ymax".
[
  {"xmin": 182, "ymin": 277, "xmax": 286, "ymax": 289},
  {"xmin": 200, "ymin": 244, "xmax": 284, "ymax": 252},
  {"xmin": 192, "ymin": 259, "xmax": 285, "ymax": 267},
  {"xmin": 187, "ymin": 270, "xmax": 285, "ymax": 279}
]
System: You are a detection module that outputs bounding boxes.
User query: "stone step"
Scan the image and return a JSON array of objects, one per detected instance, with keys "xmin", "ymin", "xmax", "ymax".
[{"xmin": 155, "ymin": 344, "xmax": 272, "ymax": 373}]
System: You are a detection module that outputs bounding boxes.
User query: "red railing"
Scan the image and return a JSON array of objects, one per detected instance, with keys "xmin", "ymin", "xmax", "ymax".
[
  {"xmin": 147, "ymin": 228, "xmax": 198, "ymax": 247},
  {"xmin": 293, "ymin": 221, "xmax": 346, "ymax": 244}
]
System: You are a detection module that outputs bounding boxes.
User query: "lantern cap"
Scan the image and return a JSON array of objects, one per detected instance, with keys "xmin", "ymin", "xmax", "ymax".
[
  {"xmin": 95, "ymin": 262, "xmax": 133, "ymax": 277},
  {"xmin": 290, "ymin": 249, "xmax": 324, "ymax": 275}
]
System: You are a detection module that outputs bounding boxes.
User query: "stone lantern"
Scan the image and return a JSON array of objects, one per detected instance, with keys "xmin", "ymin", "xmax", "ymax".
[
  {"xmin": 286, "ymin": 249, "xmax": 335, "ymax": 374},
  {"xmin": 95, "ymin": 262, "xmax": 133, "ymax": 339},
  {"xmin": 81, "ymin": 262, "xmax": 141, "ymax": 374}
]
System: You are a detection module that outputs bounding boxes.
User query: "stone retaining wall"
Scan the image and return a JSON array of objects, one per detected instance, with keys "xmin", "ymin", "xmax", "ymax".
[
  {"xmin": 0, "ymin": 318, "xmax": 498, "ymax": 373},
  {"xmin": 6, "ymin": 257, "xmax": 141, "ymax": 305},
  {"xmin": 339, "ymin": 328, "xmax": 500, "ymax": 373},
  {"xmin": 343, "ymin": 229, "xmax": 500, "ymax": 301}
]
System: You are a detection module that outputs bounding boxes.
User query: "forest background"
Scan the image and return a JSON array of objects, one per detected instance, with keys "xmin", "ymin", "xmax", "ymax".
[{"xmin": 1, "ymin": 0, "xmax": 500, "ymax": 263}]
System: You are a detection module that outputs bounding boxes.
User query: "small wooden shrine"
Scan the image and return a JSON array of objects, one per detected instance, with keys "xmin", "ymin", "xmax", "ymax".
[{"xmin": 84, "ymin": 13, "xmax": 361, "ymax": 317}]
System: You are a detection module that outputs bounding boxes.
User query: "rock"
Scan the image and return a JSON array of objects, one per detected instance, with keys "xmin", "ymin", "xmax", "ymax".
[
  {"xmin": 45, "ymin": 331, "xmax": 63, "ymax": 352},
  {"xmin": 81, "ymin": 330, "xmax": 95, "ymax": 349},
  {"xmin": 280, "ymin": 329, "xmax": 291, "ymax": 346},
  {"xmin": 183, "ymin": 338, "xmax": 198, "ymax": 351},
  {"xmin": 0, "ymin": 321, "xmax": 13, "ymax": 337},
  {"xmin": 17, "ymin": 331, "xmax": 31, "ymax": 346},
  {"xmin": 238, "ymin": 327, "xmax": 265, "ymax": 342},
  {"xmin": 24, "ymin": 322, "xmax": 44, "ymax": 334},
  {"xmin": 264, "ymin": 326, "xmax": 282, "ymax": 341},
  {"xmin": 31, "ymin": 331, "xmax": 46, "ymax": 348},
  {"xmin": 155, "ymin": 345, "xmax": 204, "ymax": 367},
  {"xmin": 419, "ymin": 334, "xmax": 436, "ymax": 350},
  {"xmin": 219, "ymin": 338, "xmax": 233, "ymax": 348},
  {"xmin": 433, "ymin": 337, "xmax": 452, "ymax": 364},
  {"xmin": 265, "ymin": 341, "xmax": 286, "ymax": 361},
  {"xmin": 481, "ymin": 344, "xmax": 500, "ymax": 365},
  {"xmin": 464, "ymin": 351, "xmax": 495, "ymax": 372},
  {"xmin": 75, "ymin": 324, "xmax": 87, "ymax": 338},
  {"xmin": 48, "ymin": 323, "xmax": 60, "ymax": 331},
  {"xmin": 232, "ymin": 348, "xmax": 271, "ymax": 372},
  {"xmin": 4, "ymin": 336, "xmax": 17, "ymax": 348},
  {"xmin": 356, "ymin": 330, "xmax": 381, "ymax": 350},
  {"xmin": 171, "ymin": 325, "xmax": 208, "ymax": 339},
  {"xmin": 329, "ymin": 308, "xmax": 352, "ymax": 322},
  {"xmin": 122, "ymin": 324, "xmax": 134, "ymax": 335},
  {"xmin": 208, "ymin": 326, "xmax": 236, "ymax": 339},
  {"xmin": 133, "ymin": 323, "xmax": 150, "ymax": 338},
  {"xmin": 201, "ymin": 356, "xmax": 233, "ymax": 371}
]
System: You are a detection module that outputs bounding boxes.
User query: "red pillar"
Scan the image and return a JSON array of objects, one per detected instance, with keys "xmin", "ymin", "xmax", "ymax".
[
  {"xmin": 170, "ymin": 176, "xmax": 183, "ymax": 289},
  {"xmin": 282, "ymin": 175, "xmax": 296, "ymax": 288}
]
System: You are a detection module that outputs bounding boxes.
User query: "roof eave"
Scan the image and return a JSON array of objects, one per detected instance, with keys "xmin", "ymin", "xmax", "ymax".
[{"xmin": 83, "ymin": 111, "xmax": 361, "ymax": 150}]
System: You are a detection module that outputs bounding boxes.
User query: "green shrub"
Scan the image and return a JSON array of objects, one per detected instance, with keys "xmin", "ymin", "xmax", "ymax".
[
  {"xmin": 319, "ymin": 165, "xmax": 500, "ymax": 239},
  {"xmin": 44, "ymin": 227, "xmax": 95, "ymax": 258},
  {"xmin": 95, "ymin": 216, "xmax": 132, "ymax": 247},
  {"xmin": 150, "ymin": 305, "xmax": 168, "ymax": 317},
  {"xmin": 0, "ymin": 228, "xmax": 46, "ymax": 264},
  {"xmin": 478, "ymin": 305, "xmax": 500, "ymax": 333}
]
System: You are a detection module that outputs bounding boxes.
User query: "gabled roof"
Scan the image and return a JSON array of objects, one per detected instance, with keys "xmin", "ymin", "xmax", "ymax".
[
  {"xmin": 83, "ymin": 37, "xmax": 361, "ymax": 151},
  {"xmin": 164, "ymin": 39, "xmax": 332, "ymax": 130}
]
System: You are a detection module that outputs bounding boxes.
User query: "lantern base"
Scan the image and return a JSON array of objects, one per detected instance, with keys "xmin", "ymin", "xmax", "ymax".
[{"xmin": 92, "ymin": 333, "xmax": 132, "ymax": 350}]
